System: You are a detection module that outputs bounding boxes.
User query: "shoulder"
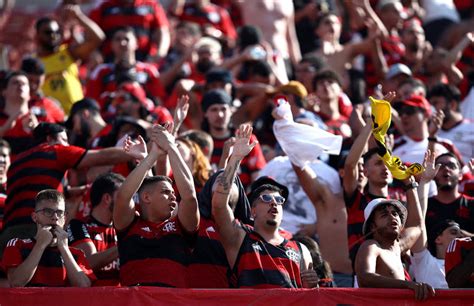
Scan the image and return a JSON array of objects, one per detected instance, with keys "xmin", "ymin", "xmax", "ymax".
[{"xmin": 5, "ymin": 238, "xmax": 31, "ymax": 248}]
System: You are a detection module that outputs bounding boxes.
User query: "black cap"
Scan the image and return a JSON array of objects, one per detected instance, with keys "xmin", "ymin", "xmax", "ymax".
[
  {"xmin": 206, "ymin": 69, "xmax": 233, "ymax": 85},
  {"xmin": 65, "ymin": 98, "xmax": 100, "ymax": 129},
  {"xmin": 247, "ymin": 176, "xmax": 289, "ymax": 206},
  {"xmin": 33, "ymin": 122, "xmax": 66, "ymax": 144},
  {"xmin": 201, "ymin": 89, "xmax": 232, "ymax": 113}
]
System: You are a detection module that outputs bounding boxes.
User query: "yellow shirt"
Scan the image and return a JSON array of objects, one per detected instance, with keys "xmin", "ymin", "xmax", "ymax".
[{"xmin": 39, "ymin": 44, "xmax": 83, "ymax": 114}]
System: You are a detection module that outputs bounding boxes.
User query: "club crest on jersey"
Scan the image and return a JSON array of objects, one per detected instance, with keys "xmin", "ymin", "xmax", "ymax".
[
  {"xmin": 252, "ymin": 242, "xmax": 263, "ymax": 252},
  {"xmin": 286, "ymin": 249, "xmax": 301, "ymax": 263},
  {"xmin": 162, "ymin": 221, "xmax": 176, "ymax": 233}
]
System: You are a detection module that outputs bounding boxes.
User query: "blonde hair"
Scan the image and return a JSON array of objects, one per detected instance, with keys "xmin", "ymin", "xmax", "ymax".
[{"xmin": 177, "ymin": 138, "xmax": 211, "ymax": 189}]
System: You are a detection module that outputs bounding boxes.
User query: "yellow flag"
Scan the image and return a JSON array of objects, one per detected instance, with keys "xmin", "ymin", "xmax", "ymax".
[{"xmin": 369, "ymin": 97, "xmax": 424, "ymax": 180}]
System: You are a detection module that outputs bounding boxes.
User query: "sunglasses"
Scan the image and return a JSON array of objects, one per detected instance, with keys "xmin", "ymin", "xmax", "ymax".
[
  {"xmin": 259, "ymin": 194, "xmax": 285, "ymax": 205},
  {"xmin": 35, "ymin": 208, "xmax": 66, "ymax": 218},
  {"xmin": 395, "ymin": 105, "xmax": 419, "ymax": 116}
]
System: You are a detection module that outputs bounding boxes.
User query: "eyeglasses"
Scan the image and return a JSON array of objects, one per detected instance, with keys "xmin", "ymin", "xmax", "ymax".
[
  {"xmin": 259, "ymin": 194, "xmax": 285, "ymax": 205},
  {"xmin": 35, "ymin": 208, "xmax": 65, "ymax": 218},
  {"xmin": 395, "ymin": 106, "xmax": 419, "ymax": 116},
  {"xmin": 436, "ymin": 162, "xmax": 458, "ymax": 170}
]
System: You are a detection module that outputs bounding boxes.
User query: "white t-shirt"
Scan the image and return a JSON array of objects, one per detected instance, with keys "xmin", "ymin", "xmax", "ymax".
[
  {"xmin": 422, "ymin": 0, "xmax": 460, "ymax": 24},
  {"xmin": 393, "ymin": 136, "xmax": 448, "ymax": 164},
  {"xmin": 438, "ymin": 120, "xmax": 474, "ymax": 164},
  {"xmin": 259, "ymin": 156, "xmax": 342, "ymax": 234},
  {"xmin": 410, "ymin": 249, "xmax": 448, "ymax": 288}
]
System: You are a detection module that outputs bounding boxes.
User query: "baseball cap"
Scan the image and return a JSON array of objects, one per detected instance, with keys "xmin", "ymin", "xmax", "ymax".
[
  {"xmin": 395, "ymin": 94, "xmax": 432, "ymax": 116},
  {"xmin": 362, "ymin": 198, "xmax": 407, "ymax": 236},
  {"xmin": 247, "ymin": 176, "xmax": 289, "ymax": 206},
  {"xmin": 33, "ymin": 122, "xmax": 66, "ymax": 143},
  {"xmin": 201, "ymin": 89, "xmax": 232, "ymax": 112},
  {"xmin": 65, "ymin": 98, "xmax": 100, "ymax": 129},
  {"xmin": 119, "ymin": 83, "xmax": 155, "ymax": 112},
  {"xmin": 278, "ymin": 81, "xmax": 308, "ymax": 99},
  {"xmin": 206, "ymin": 69, "xmax": 233, "ymax": 85},
  {"xmin": 386, "ymin": 63, "xmax": 412, "ymax": 80}
]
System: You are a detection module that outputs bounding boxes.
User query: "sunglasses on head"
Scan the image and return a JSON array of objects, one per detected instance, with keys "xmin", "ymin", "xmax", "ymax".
[{"xmin": 259, "ymin": 194, "xmax": 285, "ymax": 205}]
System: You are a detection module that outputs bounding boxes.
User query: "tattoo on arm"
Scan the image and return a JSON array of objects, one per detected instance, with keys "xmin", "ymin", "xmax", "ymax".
[{"xmin": 217, "ymin": 158, "xmax": 241, "ymax": 192}]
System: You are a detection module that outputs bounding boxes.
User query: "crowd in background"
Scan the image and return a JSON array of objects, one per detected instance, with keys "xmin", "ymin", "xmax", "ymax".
[{"xmin": 0, "ymin": 0, "xmax": 473, "ymax": 298}]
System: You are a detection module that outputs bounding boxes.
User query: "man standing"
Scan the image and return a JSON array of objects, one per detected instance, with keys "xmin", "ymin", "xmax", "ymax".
[
  {"xmin": 36, "ymin": 4, "xmax": 105, "ymax": 113},
  {"xmin": 114, "ymin": 125, "xmax": 199, "ymax": 287},
  {"xmin": 68, "ymin": 172, "xmax": 125, "ymax": 286},
  {"xmin": 2, "ymin": 190, "xmax": 95, "ymax": 287},
  {"xmin": 212, "ymin": 125, "xmax": 317, "ymax": 288}
]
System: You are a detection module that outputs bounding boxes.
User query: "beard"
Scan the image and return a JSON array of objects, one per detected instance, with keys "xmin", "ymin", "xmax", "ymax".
[
  {"xmin": 196, "ymin": 60, "xmax": 214, "ymax": 74},
  {"xmin": 266, "ymin": 220, "xmax": 278, "ymax": 227}
]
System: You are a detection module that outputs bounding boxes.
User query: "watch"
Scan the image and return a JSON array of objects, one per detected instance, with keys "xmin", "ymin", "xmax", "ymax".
[{"xmin": 404, "ymin": 181, "xmax": 419, "ymax": 191}]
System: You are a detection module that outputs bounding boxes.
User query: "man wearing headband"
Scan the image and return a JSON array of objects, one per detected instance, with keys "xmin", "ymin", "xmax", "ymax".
[
  {"xmin": 355, "ymin": 174, "xmax": 436, "ymax": 300},
  {"xmin": 212, "ymin": 125, "xmax": 317, "ymax": 288}
]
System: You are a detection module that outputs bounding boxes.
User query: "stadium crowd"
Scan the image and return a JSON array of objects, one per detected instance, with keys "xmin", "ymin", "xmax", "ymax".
[{"xmin": 0, "ymin": 0, "xmax": 473, "ymax": 300}]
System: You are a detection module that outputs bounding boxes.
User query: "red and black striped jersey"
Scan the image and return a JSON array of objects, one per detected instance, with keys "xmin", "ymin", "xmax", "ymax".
[
  {"xmin": 187, "ymin": 217, "xmax": 230, "ymax": 288},
  {"xmin": 211, "ymin": 134, "xmax": 266, "ymax": 188},
  {"xmin": 68, "ymin": 216, "xmax": 119, "ymax": 286},
  {"xmin": 4, "ymin": 143, "xmax": 86, "ymax": 228},
  {"xmin": 426, "ymin": 195, "xmax": 474, "ymax": 235},
  {"xmin": 1, "ymin": 238, "xmax": 96, "ymax": 286},
  {"xmin": 445, "ymin": 237, "xmax": 474, "ymax": 286},
  {"xmin": 0, "ymin": 192, "xmax": 6, "ymax": 232},
  {"xmin": 232, "ymin": 226, "xmax": 303, "ymax": 288},
  {"xmin": 29, "ymin": 94, "xmax": 65, "ymax": 123},
  {"xmin": 117, "ymin": 216, "xmax": 194, "ymax": 287},
  {"xmin": 89, "ymin": 0, "xmax": 169, "ymax": 62}
]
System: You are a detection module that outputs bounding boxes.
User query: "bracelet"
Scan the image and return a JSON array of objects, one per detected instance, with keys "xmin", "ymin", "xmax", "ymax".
[{"xmin": 427, "ymin": 136, "xmax": 438, "ymax": 142}]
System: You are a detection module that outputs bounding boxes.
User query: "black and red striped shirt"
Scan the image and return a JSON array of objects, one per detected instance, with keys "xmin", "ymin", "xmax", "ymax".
[
  {"xmin": 426, "ymin": 195, "xmax": 474, "ymax": 235},
  {"xmin": 445, "ymin": 237, "xmax": 474, "ymax": 286},
  {"xmin": 1, "ymin": 238, "xmax": 96, "ymax": 286},
  {"xmin": 187, "ymin": 217, "xmax": 230, "ymax": 288},
  {"xmin": 89, "ymin": 0, "xmax": 169, "ymax": 62},
  {"xmin": 211, "ymin": 134, "xmax": 266, "ymax": 188},
  {"xmin": 4, "ymin": 143, "xmax": 86, "ymax": 228},
  {"xmin": 117, "ymin": 216, "xmax": 194, "ymax": 287},
  {"xmin": 233, "ymin": 226, "xmax": 303, "ymax": 288},
  {"xmin": 68, "ymin": 216, "xmax": 119, "ymax": 286}
]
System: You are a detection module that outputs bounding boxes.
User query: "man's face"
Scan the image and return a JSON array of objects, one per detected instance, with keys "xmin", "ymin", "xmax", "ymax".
[
  {"xmin": 429, "ymin": 96, "xmax": 451, "ymax": 121},
  {"xmin": 434, "ymin": 155, "xmax": 462, "ymax": 191},
  {"xmin": 364, "ymin": 154, "xmax": 391, "ymax": 187},
  {"xmin": 315, "ymin": 78, "xmax": 341, "ymax": 102},
  {"xmin": 401, "ymin": 24, "xmax": 425, "ymax": 50},
  {"xmin": 196, "ymin": 46, "xmax": 221, "ymax": 73},
  {"xmin": 26, "ymin": 73, "xmax": 45, "ymax": 95},
  {"xmin": 53, "ymin": 131, "xmax": 69, "ymax": 146},
  {"xmin": 315, "ymin": 14, "xmax": 341, "ymax": 42},
  {"xmin": 175, "ymin": 27, "xmax": 200, "ymax": 50},
  {"xmin": 204, "ymin": 104, "xmax": 232, "ymax": 131},
  {"xmin": 371, "ymin": 204, "xmax": 402, "ymax": 239},
  {"xmin": 3, "ymin": 75, "xmax": 30, "ymax": 103},
  {"xmin": 396, "ymin": 105, "xmax": 426, "ymax": 135},
  {"xmin": 32, "ymin": 199, "xmax": 66, "ymax": 229},
  {"xmin": 0, "ymin": 146, "xmax": 11, "ymax": 183},
  {"xmin": 379, "ymin": 3, "xmax": 403, "ymax": 30},
  {"xmin": 144, "ymin": 181, "xmax": 178, "ymax": 221},
  {"xmin": 436, "ymin": 225, "xmax": 461, "ymax": 253},
  {"xmin": 111, "ymin": 30, "xmax": 137, "ymax": 58},
  {"xmin": 37, "ymin": 21, "xmax": 62, "ymax": 51},
  {"xmin": 251, "ymin": 190, "xmax": 284, "ymax": 228},
  {"xmin": 295, "ymin": 62, "xmax": 316, "ymax": 90}
]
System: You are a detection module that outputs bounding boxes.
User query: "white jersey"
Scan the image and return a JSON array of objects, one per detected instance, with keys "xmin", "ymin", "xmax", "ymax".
[
  {"xmin": 410, "ymin": 249, "xmax": 448, "ymax": 288},
  {"xmin": 438, "ymin": 120, "xmax": 474, "ymax": 164},
  {"xmin": 259, "ymin": 156, "xmax": 342, "ymax": 234}
]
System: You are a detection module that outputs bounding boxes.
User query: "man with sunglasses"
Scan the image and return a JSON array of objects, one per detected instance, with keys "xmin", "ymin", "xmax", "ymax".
[
  {"xmin": 212, "ymin": 124, "xmax": 317, "ymax": 288},
  {"xmin": 426, "ymin": 153, "xmax": 474, "ymax": 235},
  {"xmin": 2, "ymin": 190, "xmax": 95, "ymax": 287}
]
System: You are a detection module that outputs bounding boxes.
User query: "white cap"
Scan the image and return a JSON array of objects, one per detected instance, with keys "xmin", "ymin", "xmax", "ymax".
[
  {"xmin": 362, "ymin": 198, "xmax": 407, "ymax": 235},
  {"xmin": 386, "ymin": 63, "xmax": 412, "ymax": 80}
]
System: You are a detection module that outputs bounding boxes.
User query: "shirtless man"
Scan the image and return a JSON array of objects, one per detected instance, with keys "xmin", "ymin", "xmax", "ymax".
[
  {"xmin": 355, "ymin": 176, "xmax": 436, "ymax": 300},
  {"xmin": 293, "ymin": 163, "xmax": 353, "ymax": 286}
]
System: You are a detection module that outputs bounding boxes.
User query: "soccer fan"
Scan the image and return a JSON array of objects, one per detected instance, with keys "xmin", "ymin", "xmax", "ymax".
[
  {"xmin": 426, "ymin": 153, "xmax": 474, "ymax": 234},
  {"xmin": 0, "ymin": 139, "xmax": 10, "ymax": 231},
  {"xmin": 90, "ymin": 0, "xmax": 170, "ymax": 62},
  {"xmin": 445, "ymin": 237, "xmax": 474, "ymax": 288},
  {"xmin": 67, "ymin": 172, "xmax": 125, "ymax": 286},
  {"xmin": 0, "ymin": 122, "xmax": 146, "ymax": 250},
  {"xmin": 114, "ymin": 125, "xmax": 199, "ymax": 287},
  {"xmin": 86, "ymin": 26, "xmax": 166, "ymax": 105},
  {"xmin": 201, "ymin": 89, "xmax": 266, "ymax": 187},
  {"xmin": 212, "ymin": 124, "xmax": 318, "ymax": 288},
  {"xmin": 35, "ymin": 5, "xmax": 105, "ymax": 113},
  {"xmin": 20, "ymin": 57, "xmax": 65, "ymax": 123},
  {"xmin": 355, "ymin": 185, "xmax": 436, "ymax": 300},
  {"xmin": 2, "ymin": 190, "xmax": 95, "ymax": 287}
]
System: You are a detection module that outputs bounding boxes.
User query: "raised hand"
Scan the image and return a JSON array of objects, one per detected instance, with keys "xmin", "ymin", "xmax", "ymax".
[
  {"xmin": 420, "ymin": 149, "xmax": 440, "ymax": 182},
  {"xmin": 173, "ymin": 95, "xmax": 189, "ymax": 135},
  {"xmin": 382, "ymin": 91, "xmax": 397, "ymax": 104},
  {"xmin": 428, "ymin": 110, "xmax": 445, "ymax": 137},
  {"xmin": 124, "ymin": 135, "xmax": 147, "ymax": 160},
  {"xmin": 150, "ymin": 124, "xmax": 176, "ymax": 153},
  {"xmin": 232, "ymin": 124, "xmax": 257, "ymax": 160},
  {"xmin": 468, "ymin": 158, "xmax": 474, "ymax": 175}
]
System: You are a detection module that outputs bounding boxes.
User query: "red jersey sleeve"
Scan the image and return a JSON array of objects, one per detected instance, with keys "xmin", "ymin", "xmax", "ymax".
[
  {"xmin": 242, "ymin": 134, "xmax": 267, "ymax": 172},
  {"xmin": 445, "ymin": 238, "xmax": 474, "ymax": 276},
  {"xmin": 218, "ymin": 6, "xmax": 237, "ymax": 40},
  {"xmin": 151, "ymin": 1, "xmax": 169, "ymax": 28},
  {"xmin": 70, "ymin": 247, "xmax": 97, "ymax": 283},
  {"xmin": 2, "ymin": 238, "xmax": 25, "ymax": 270},
  {"xmin": 86, "ymin": 66, "xmax": 106, "ymax": 103},
  {"xmin": 54, "ymin": 145, "xmax": 87, "ymax": 169}
]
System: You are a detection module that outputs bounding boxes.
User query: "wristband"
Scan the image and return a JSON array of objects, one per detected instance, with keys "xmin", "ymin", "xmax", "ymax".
[
  {"xmin": 427, "ymin": 136, "xmax": 438, "ymax": 142},
  {"xmin": 403, "ymin": 181, "xmax": 419, "ymax": 191}
]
